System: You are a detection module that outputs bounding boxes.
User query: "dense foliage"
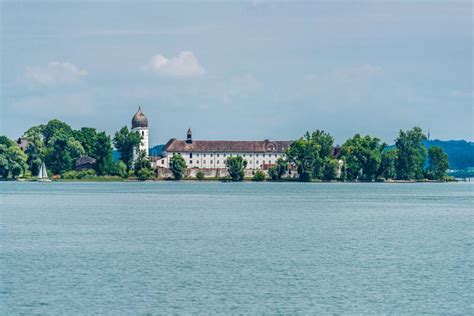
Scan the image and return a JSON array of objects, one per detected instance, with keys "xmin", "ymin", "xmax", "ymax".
[
  {"xmin": 427, "ymin": 146, "xmax": 449, "ymax": 180},
  {"xmin": 113, "ymin": 126, "xmax": 142, "ymax": 170},
  {"xmin": 252, "ymin": 170, "xmax": 266, "ymax": 181},
  {"xmin": 226, "ymin": 156, "xmax": 247, "ymax": 181},
  {"xmin": 286, "ymin": 130, "xmax": 334, "ymax": 181},
  {"xmin": 0, "ymin": 136, "xmax": 28, "ymax": 179},
  {"xmin": 268, "ymin": 158, "xmax": 288, "ymax": 180},
  {"xmin": 169, "ymin": 154, "xmax": 187, "ymax": 180}
]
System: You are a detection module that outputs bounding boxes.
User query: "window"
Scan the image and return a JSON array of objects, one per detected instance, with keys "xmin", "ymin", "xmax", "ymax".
[
  {"xmin": 196, "ymin": 153, "xmax": 200, "ymax": 157},
  {"xmin": 217, "ymin": 160, "xmax": 220, "ymax": 164},
  {"xmin": 141, "ymin": 131, "xmax": 144, "ymax": 136},
  {"xmin": 210, "ymin": 154, "xmax": 213, "ymax": 157},
  {"xmin": 189, "ymin": 153, "xmax": 193, "ymax": 158},
  {"xmin": 256, "ymin": 160, "xmax": 259, "ymax": 164},
  {"xmin": 263, "ymin": 154, "xmax": 265, "ymax": 157},
  {"xmin": 161, "ymin": 160, "xmax": 164, "ymax": 164},
  {"xmin": 203, "ymin": 160, "xmax": 206, "ymax": 164},
  {"xmin": 275, "ymin": 154, "xmax": 277, "ymax": 157},
  {"xmin": 210, "ymin": 160, "xmax": 213, "ymax": 164},
  {"xmin": 190, "ymin": 160, "xmax": 193, "ymax": 164},
  {"xmin": 217, "ymin": 154, "xmax": 220, "ymax": 157},
  {"xmin": 204, "ymin": 154, "xmax": 206, "ymax": 157},
  {"xmin": 256, "ymin": 154, "xmax": 259, "ymax": 157},
  {"xmin": 223, "ymin": 154, "xmax": 226, "ymax": 157},
  {"xmin": 250, "ymin": 154, "xmax": 253, "ymax": 157}
]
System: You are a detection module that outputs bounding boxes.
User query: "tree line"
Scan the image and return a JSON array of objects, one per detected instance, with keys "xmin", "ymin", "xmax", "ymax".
[
  {"xmin": 0, "ymin": 120, "xmax": 449, "ymax": 182},
  {"xmin": 0, "ymin": 119, "xmax": 153, "ymax": 180}
]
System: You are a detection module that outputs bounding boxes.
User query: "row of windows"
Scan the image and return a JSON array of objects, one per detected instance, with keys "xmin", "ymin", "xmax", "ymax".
[
  {"xmin": 186, "ymin": 160, "xmax": 268, "ymax": 165},
  {"xmin": 173, "ymin": 152, "xmax": 282, "ymax": 158}
]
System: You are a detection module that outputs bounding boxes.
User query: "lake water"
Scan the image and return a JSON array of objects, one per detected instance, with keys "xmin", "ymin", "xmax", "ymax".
[{"xmin": 1, "ymin": 182, "xmax": 473, "ymax": 314}]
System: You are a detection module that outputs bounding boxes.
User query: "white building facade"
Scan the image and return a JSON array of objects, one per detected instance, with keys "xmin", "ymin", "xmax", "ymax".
[{"xmin": 154, "ymin": 129, "xmax": 291, "ymax": 170}]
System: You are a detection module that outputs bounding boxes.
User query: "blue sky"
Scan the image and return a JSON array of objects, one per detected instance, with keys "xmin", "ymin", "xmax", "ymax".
[{"xmin": 1, "ymin": 1, "xmax": 472, "ymax": 146}]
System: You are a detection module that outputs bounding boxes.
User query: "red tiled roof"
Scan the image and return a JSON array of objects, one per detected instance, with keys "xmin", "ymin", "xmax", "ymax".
[{"xmin": 163, "ymin": 139, "xmax": 293, "ymax": 153}]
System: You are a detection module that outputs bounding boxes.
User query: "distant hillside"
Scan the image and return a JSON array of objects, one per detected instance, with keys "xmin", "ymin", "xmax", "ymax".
[
  {"xmin": 424, "ymin": 140, "xmax": 474, "ymax": 170},
  {"xmin": 112, "ymin": 140, "xmax": 473, "ymax": 170}
]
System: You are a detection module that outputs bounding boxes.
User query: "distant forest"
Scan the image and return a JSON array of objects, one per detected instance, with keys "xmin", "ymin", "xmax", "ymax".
[{"xmin": 423, "ymin": 140, "xmax": 473, "ymax": 170}]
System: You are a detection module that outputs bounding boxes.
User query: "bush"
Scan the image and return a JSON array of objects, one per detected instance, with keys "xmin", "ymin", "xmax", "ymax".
[
  {"xmin": 77, "ymin": 169, "xmax": 96, "ymax": 179},
  {"xmin": 252, "ymin": 170, "xmax": 266, "ymax": 181},
  {"xmin": 136, "ymin": 167, "xmax": 153, "ymax": 180},
  {"xmin": 196, "ymin": 171, "xmax": 205, "ymax": 181},
  {"xmin": 226, "ymin": 156, "xmax": 247, "ymax": 181},
  {"xmin": 62, "ymin": 170, "xmax": 78, "ymax": 179},
  {"xmin": 111, "ymin": 161, "xmax": 128, "ymax": 178}
]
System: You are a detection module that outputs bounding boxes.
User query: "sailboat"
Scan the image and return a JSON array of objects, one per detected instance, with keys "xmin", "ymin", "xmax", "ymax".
[{"xmin": 37, "ymin": 162, "xmax": 51, "ymax": 182}]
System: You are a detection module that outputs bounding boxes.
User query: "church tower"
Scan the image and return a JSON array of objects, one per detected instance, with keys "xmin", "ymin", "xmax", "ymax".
[{"xmin": 131, "ymin": 106, "xmax": 149, "ymax": 161}]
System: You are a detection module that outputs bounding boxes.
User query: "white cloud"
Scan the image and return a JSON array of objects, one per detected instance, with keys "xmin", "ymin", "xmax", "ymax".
[
  {"xmin": 142, "ymin": 51, "xmax": 205, "ymax": 77},
  {"xmin": 24, "ymin": 61, "xmax": 88, "ymax": 86}
]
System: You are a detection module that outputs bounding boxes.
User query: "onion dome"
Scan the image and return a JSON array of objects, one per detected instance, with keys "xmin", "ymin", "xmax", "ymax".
[{"xmin": 131, "ymin": 106, "xmax": 148, "ymax": 128}]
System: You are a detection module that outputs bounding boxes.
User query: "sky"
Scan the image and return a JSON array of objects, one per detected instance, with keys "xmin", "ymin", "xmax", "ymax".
[{"xmin": 1, "ymin": 1, "xmax": 472, "ymax": 146}]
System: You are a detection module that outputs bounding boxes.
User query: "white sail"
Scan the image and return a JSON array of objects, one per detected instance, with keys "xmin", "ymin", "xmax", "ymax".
[{"xmin": 39, "ymin": 162, "xmax": 48, "ymax": 179}]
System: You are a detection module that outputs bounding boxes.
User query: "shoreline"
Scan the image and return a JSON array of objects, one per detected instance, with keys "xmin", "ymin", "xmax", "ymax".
[{"xmin": 5, "ymin": 178, "xmax": 461, "ymax": 183}]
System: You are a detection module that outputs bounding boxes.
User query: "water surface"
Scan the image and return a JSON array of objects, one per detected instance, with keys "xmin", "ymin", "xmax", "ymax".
[{"xmin": 1, "ymin": 182, "xmax": 473, "ymax": 314}]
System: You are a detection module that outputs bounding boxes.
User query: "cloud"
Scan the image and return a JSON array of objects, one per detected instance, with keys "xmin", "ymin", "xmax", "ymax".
[
  {"xmin": 24, "ymin": 61, "xmax": 88, "ymax": 86},
  {"xmin": 142, "ymin": 51, "xmax": 205, "ymax": 77}
]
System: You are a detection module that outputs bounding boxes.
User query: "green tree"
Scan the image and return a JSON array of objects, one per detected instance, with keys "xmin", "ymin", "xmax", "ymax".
[
  {"xmin": 42, "ymin": 119, "xmax": 73, "ymax": 146},
  {"xmin": 286, "ymin": 130, "xmax": 334, "ymax": 181},
  {"xmin": 395, "ymin": 127, "xmax": 427, "ymax": 180},
  {"xmin": 93, "ymin": 132, "xmax": 113, "ymax": 175},
  {"xmin": 136, "ymin": 167, "xmax": 153, "ymax": 181},
  {"xmin": 133, "ymin": 151, "xmax": 153, "ymax": 180},
  {"xmin": 74, "ymin": 127, "xmax": 99, "ymax": 157},
  {"xmin": 0, "ymin": 138, "xmax": 28, "ymax": 179},
  {"xmin": 340, "ymin": 134, "xmax": 384, "ymax": 181},
  {"xmin": 252, "ymin": 170, "xmax": 266, "ymax": 181},
  {"xmin": 169, "ymin": 154, "xmax": 187, "ymax": 180},
  {"xmin": 45, "ymin": 132, "xmax": 85, "ymax": 174},
  {"xmin": 111, "ymin": 161, "xmax": 128, "ymax": 178},
  {"xmin": 113, "ymin": 126, "xmax": 142, "ymax": 170},
  {"xmin": 427, "ymin": 146, "xmax": 449, "ymax": 180},
  {"xmin": 23, "ymin": 125, "xmax": 45, "ymax": 142},
  {"xmin": 379, "ymin": 149, "xmax": 398, "ymax": 179},
  {"xmin": 322, "ymin": 157, "xmax": 339, "ymax": 181},
  {"xmin": 25, "ymin": 140, "xmax": 44, "ymax": 176},
  {"xmin": 268, "ymin": 157, "xmax": 288, "ymax": 181},
  {"xmin": 226, "ymin": 156, "xmax": 247, "ymax": 181}
]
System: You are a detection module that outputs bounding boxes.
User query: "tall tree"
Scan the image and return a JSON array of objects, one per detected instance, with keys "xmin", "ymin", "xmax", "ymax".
[
  {"xmin": 113, "ymin": 126, "xmax": 141, "ymax": 170},
  {"xmin": 379, "ymin": 149, "xmax": 397, "ymax": 180},
  {"xmin": 0, "ymin": 137, "xmax": 28, "ymax": 179},
  {"xmin": 93, "ymin": 132, "xmax": 113, "ymax": 175},
  {"xmin": 42, "ymin": 119, "xmax": 73, "ymax": 146},
  {"xmin": 45, "ymin": 132, "xmax": 85, "ymax": 174},
  {"xmin": 427, "ymin": 146, "xmax": 449, "ymax": 180},
  {"xmin": 169, "ymin": 154, "xmax": 187, "ymax": 180},
  {"xmin": 340, "ymin": 134, "xmax": 384, "ymax": 181},
  {"xmin": 226, "ymin": 156, "xmax": 247, "ymax": 181},
  {"xmin": 395, "ymin": 127, "xmax": 427, "ymax": 180},
  {"xmin": 286, "ymin": 130, "xmax": 334, "ymax": 181},
  {"xmin": 25, "ymin": 140, "xmax": 44, "ymax": 176},
  {"xmin": 74, "ymin": 127, "xmax": 99, "ymax": 157},
  {"xmin": 268, "ymin": 157, "xmax": 288, "ymax": 180}
]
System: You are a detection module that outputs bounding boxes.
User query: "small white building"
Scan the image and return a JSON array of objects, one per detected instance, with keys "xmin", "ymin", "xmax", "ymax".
[{"xmin": 155, "ymin": 129, "xmax": 291, "ymax": 170}]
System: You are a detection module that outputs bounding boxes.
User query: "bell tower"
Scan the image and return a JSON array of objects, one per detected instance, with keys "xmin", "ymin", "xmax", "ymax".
[{"xmin": 131, "ymin": 106, "xmax": 149, "ymax": 161}]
